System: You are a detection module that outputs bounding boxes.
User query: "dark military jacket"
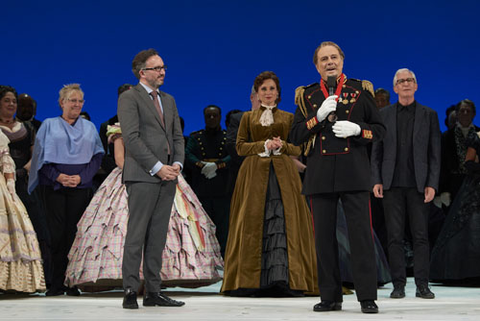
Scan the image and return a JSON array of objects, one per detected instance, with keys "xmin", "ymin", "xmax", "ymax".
[
  {"xmin": 185, "ymin": 127, "xmax": 231, "ymax": 197},
  {"xmin": 289, "ymin": 76, "xmax": 385, "ymax": 194}
]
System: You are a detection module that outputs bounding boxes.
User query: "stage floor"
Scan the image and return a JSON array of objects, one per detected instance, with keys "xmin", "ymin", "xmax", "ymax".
[{"xmin": 1, "ymin": 278, "xmax": 479, "ymax": 320}]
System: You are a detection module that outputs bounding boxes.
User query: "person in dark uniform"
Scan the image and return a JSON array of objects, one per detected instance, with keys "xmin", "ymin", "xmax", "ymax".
[
  {"xmin": 16, "ymin": 93, "xmax": 42, "ymax": 132},
  {"xmin": 289, "ymin": 41, "xmax": 385, "ymax": 314},
  {"xmin": 185, "ymin": 105, "xmax": 231, "ymax": 256}
]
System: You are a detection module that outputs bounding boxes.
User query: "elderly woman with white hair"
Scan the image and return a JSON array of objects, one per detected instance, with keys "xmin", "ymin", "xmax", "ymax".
[{"xmin": 29, "ymin": 84, "xmax": 104, "ymax": 296}]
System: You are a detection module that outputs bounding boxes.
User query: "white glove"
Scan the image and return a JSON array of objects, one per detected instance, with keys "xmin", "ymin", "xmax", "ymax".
[
  {"xmin": 440, "ymin": 192, "xmax": 451, "ymax": 207},
  {"xmin": 7, "ymin": 178, "xmax": 15, "ymax": 201},
  {"xmin": 332, "ymin": 120, "xmax": 361, "ymax": 138},
  {"xmin": 201, "ymin": 162, "xmax": 217, "ymax": 179},
  {"xmin": 316, "ymin": 95, "xmax": 338, "ymax": 122},
  {"xmin": 433, "ymin": 196, "xmax": 442, "ymax": 209}
]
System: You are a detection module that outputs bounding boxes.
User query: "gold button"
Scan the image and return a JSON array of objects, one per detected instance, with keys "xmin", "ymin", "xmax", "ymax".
[
  {"xmin": 308, "ymin": 95, "xmax": 311, "ymax": 99},
  {"xmin": 356, "ymin": 90, "xmax": 359, "ymax": 94},
  {"xmin": 221, "ymin": 141, "xmax": 225, "ymax": 144},
  {"xmin": 220, "ymin": 147, "xmax": 223, "ymax": 150},
  {"xmin": 344, "ymin": 147, "xmax": 349, "ymax": 152},
  {"xmin": 322, "ymin": 150, "xmax": 326, "ymax": 153},
  {"xmin": 202, "ymin": 153, "xmax": 206, "ymax": 156},
  {"xmin": 199, "ymin": 142, "xmax": 202, "ymax": 145},
  {"xmin": 322, "ymin": 136, "xmax": 326, "ymax": 140},
  {"xmin": 342, "ymin": 85, "xmax": 346, "ymax": 88},
  {"xmin": 345, "ymin": 110, "xmax": 349, "ymax": 114},
  {"xmin": 313, "ymin": 104, "xmax": 317, "ymax": 108}
]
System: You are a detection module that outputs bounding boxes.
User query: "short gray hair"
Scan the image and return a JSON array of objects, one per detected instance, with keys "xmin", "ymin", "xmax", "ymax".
[
  {"xmin": 393, "ymin": 68, "xmax": 417, "ymax": 87},
  {"xmin": 58, "ymin": 83, "xmax": 83, "ymax": 106}
]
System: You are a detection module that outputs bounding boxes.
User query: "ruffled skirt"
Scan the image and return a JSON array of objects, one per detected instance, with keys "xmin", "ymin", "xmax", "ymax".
[
  {"xmin": 0, "ymin": 174, "xmax": 45, "ymax": 293},
  {"xmin": 65, "ymin": 169, "xmax": 223, "ymax": 290}
]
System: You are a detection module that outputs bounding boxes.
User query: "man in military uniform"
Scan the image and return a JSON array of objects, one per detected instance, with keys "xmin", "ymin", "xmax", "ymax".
[
  {"xmin": 185, "ymin": 105, "xmax": 231, "ymax": 256},
  {"xmin": 290, "ymin": 41, "xmax": 385, "ymax": 314}
]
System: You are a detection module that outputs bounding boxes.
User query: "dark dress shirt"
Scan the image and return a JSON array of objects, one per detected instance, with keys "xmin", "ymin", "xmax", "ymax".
[{"xmin": 392, "ymin": 101, "xmax": 416, "ymax": 188}]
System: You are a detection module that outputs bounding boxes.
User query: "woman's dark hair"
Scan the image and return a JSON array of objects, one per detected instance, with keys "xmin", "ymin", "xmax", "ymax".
[
  {"xmin": 253, "ymin": 71, "xmax": 281, "ymax": 104},
  {"xmin": 0, "ymin": 85, "xmax": 18, "ymax": 100},
  {"xmin": 455, "ymin": 99, "xmax": 476, "ymax": 116}
]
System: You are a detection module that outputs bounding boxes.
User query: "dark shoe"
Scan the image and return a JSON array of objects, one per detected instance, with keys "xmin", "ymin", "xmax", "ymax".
[
  {"xmin": 45, "ymin": 288, "xmax": 65, "ymax": 296},
  {"xmin": 390, "ymin": 286, "xmax": 405, "ymax": 298},
  {"xmin": 416, "ymin": 285, "xmax": 435, "ymax": 299},
  {"xmin": 143, "ymin": 292, "xmax": 185, "ymax": 307},
  {"xmin": 66, "ymin": 286, "xmax": 81, "ymax": 296},
  {"xmin": 360, "ymin": 300, "xmax": 378, "ymax": 313},
  {"xmin": 123, "ymin": 288, "xmax": 139, "ymax": 309},
  {"xmin": 313, "ymin": 300, "xmax": 342, "ymax": 312}
]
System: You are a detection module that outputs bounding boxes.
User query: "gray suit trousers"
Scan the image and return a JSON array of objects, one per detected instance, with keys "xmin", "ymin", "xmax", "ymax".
[{"xmin": 122, "ymin": 180, "xmax": 176, "ymax": 292}]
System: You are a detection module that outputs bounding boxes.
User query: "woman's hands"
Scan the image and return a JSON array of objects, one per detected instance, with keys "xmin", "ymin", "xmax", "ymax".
[
  {"xmin": 266, "ymin": 136, "xmax": 283, "ymax": 151},
  {"xmin": 56, "ymin": 173, "xmax": 82, "ymax": 188}
]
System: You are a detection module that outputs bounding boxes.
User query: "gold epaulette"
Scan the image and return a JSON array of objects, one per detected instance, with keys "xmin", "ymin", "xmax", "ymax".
[
  {"xmin": 362, "ymin": 80, "xmax": 375, "ymax": 97},
  {"xmin": 294, "ymin": 85, "xmax": 316, "ymax": 157},
  {"xmin": 294, "ymin": 86, "xmax": 305, "ymax": 107}
]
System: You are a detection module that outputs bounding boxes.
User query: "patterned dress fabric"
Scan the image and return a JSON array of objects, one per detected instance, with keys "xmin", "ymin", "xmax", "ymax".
[
  {"xmin": 65, "ymin": 128, "xmax": 223, "ymax": 290},
  {"xmin": 0, "ymin": 133, "xmax": 45, "ymax": 293}
]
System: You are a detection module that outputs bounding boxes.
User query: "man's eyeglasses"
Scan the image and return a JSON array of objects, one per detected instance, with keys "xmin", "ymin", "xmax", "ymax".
[
  {"xmin": 67, "ymin": 98, "xmax": 85, "ymax": 104},
  {"xmin": 143, "ymin": 65, "xmax": 168, "ymax": 72},
  {"xmin": 396, "ymin": 78, "xmax": 415, "ymax": 85}
]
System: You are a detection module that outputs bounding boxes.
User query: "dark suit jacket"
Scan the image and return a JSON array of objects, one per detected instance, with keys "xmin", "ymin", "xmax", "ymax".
[
  {"xmin": 371, "ymin": 102, "xmax": 441, "ymax": 193},
  {"xmin": 118, "ymin": 83, "xmax": 184, "ymax": 183}
]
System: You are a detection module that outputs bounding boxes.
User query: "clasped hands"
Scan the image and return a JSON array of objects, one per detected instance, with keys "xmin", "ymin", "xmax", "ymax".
[
  {"xmin": 201, "ymin": 162, "xmax": 217, "ymax": 179},
  {"xmin": 266, "ymin": 136, "xmax": 283, "ymax": 151},
  {"xmin": 56, "ymin": 173, "xmax": 81, "ymax": 188},
  {"xmin": 157, "ymin": 164, "xmax": 181, "ymax": 181}
]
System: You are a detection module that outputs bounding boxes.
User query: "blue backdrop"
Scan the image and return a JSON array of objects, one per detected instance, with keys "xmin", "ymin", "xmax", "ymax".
[{"xmin": 2, "ymin": 0, "xmax": 479, "ymax": 134}]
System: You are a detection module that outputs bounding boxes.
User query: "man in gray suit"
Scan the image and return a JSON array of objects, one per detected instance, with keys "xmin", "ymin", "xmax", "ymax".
[
  {"xmin": 118, "ymin": 49, "xmax": 185, "ymax": 309},
  {"xmin": 371, "ymin": 68, "xmax": 441, "ymax": 300}
]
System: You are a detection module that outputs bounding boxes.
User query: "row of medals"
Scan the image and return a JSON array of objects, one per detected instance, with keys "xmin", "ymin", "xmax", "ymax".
[{"xmin": 338, "ymin": 92, "xmax": 358, "ymax": 104}]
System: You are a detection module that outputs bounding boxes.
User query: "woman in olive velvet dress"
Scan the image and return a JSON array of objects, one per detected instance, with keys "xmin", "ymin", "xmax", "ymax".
[{"xmin": 221, "ymin": 71, "xmax": 317, "ymax": 296}]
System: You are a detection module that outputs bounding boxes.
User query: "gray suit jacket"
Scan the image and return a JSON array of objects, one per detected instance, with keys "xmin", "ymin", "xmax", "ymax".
[
  {"xmin": 118, "ymin": 83, "xmax": 184, "ymax": 183},
  {"xmin": 371, "ymin": 102, "xmax": 441, "ymax": 193}
]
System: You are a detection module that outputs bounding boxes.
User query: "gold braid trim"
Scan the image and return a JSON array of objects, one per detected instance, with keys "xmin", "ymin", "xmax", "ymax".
[
  {"xmin": 294, "ymin": 86, "xmax": 316, "ymax": 156},
  {"xmin": 362, "ymin": 80, "xmax": 375, "ymax": 97}
]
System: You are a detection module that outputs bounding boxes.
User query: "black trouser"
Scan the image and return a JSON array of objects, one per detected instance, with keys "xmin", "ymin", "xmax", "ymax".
[
  {"xmin": 310, "ymin": 192, "xmax": 377, "ymax": 302},
  {"xmin": 42, "ymin": 186, "xmax": 92, "ymax": 290},
  {"xmin": 383, "ymin": 187, "xmax": 430, "ymax": 287},
  {"xmin": 198, "ymin": 196, "xmax": 230, "ymax": 257}
]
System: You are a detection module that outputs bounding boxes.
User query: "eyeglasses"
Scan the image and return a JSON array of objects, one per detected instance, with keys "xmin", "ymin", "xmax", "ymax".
[
  {"xmin": 67, "ymin": 98, "xmax": 85, "ymax": 104},
  {"xmin": 142, "ymin": 65, "xmax": 168, "ymax": 72},
  {"xmin": 396, "ymin": 78, "xmax": 415, "ymax": 85}
]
